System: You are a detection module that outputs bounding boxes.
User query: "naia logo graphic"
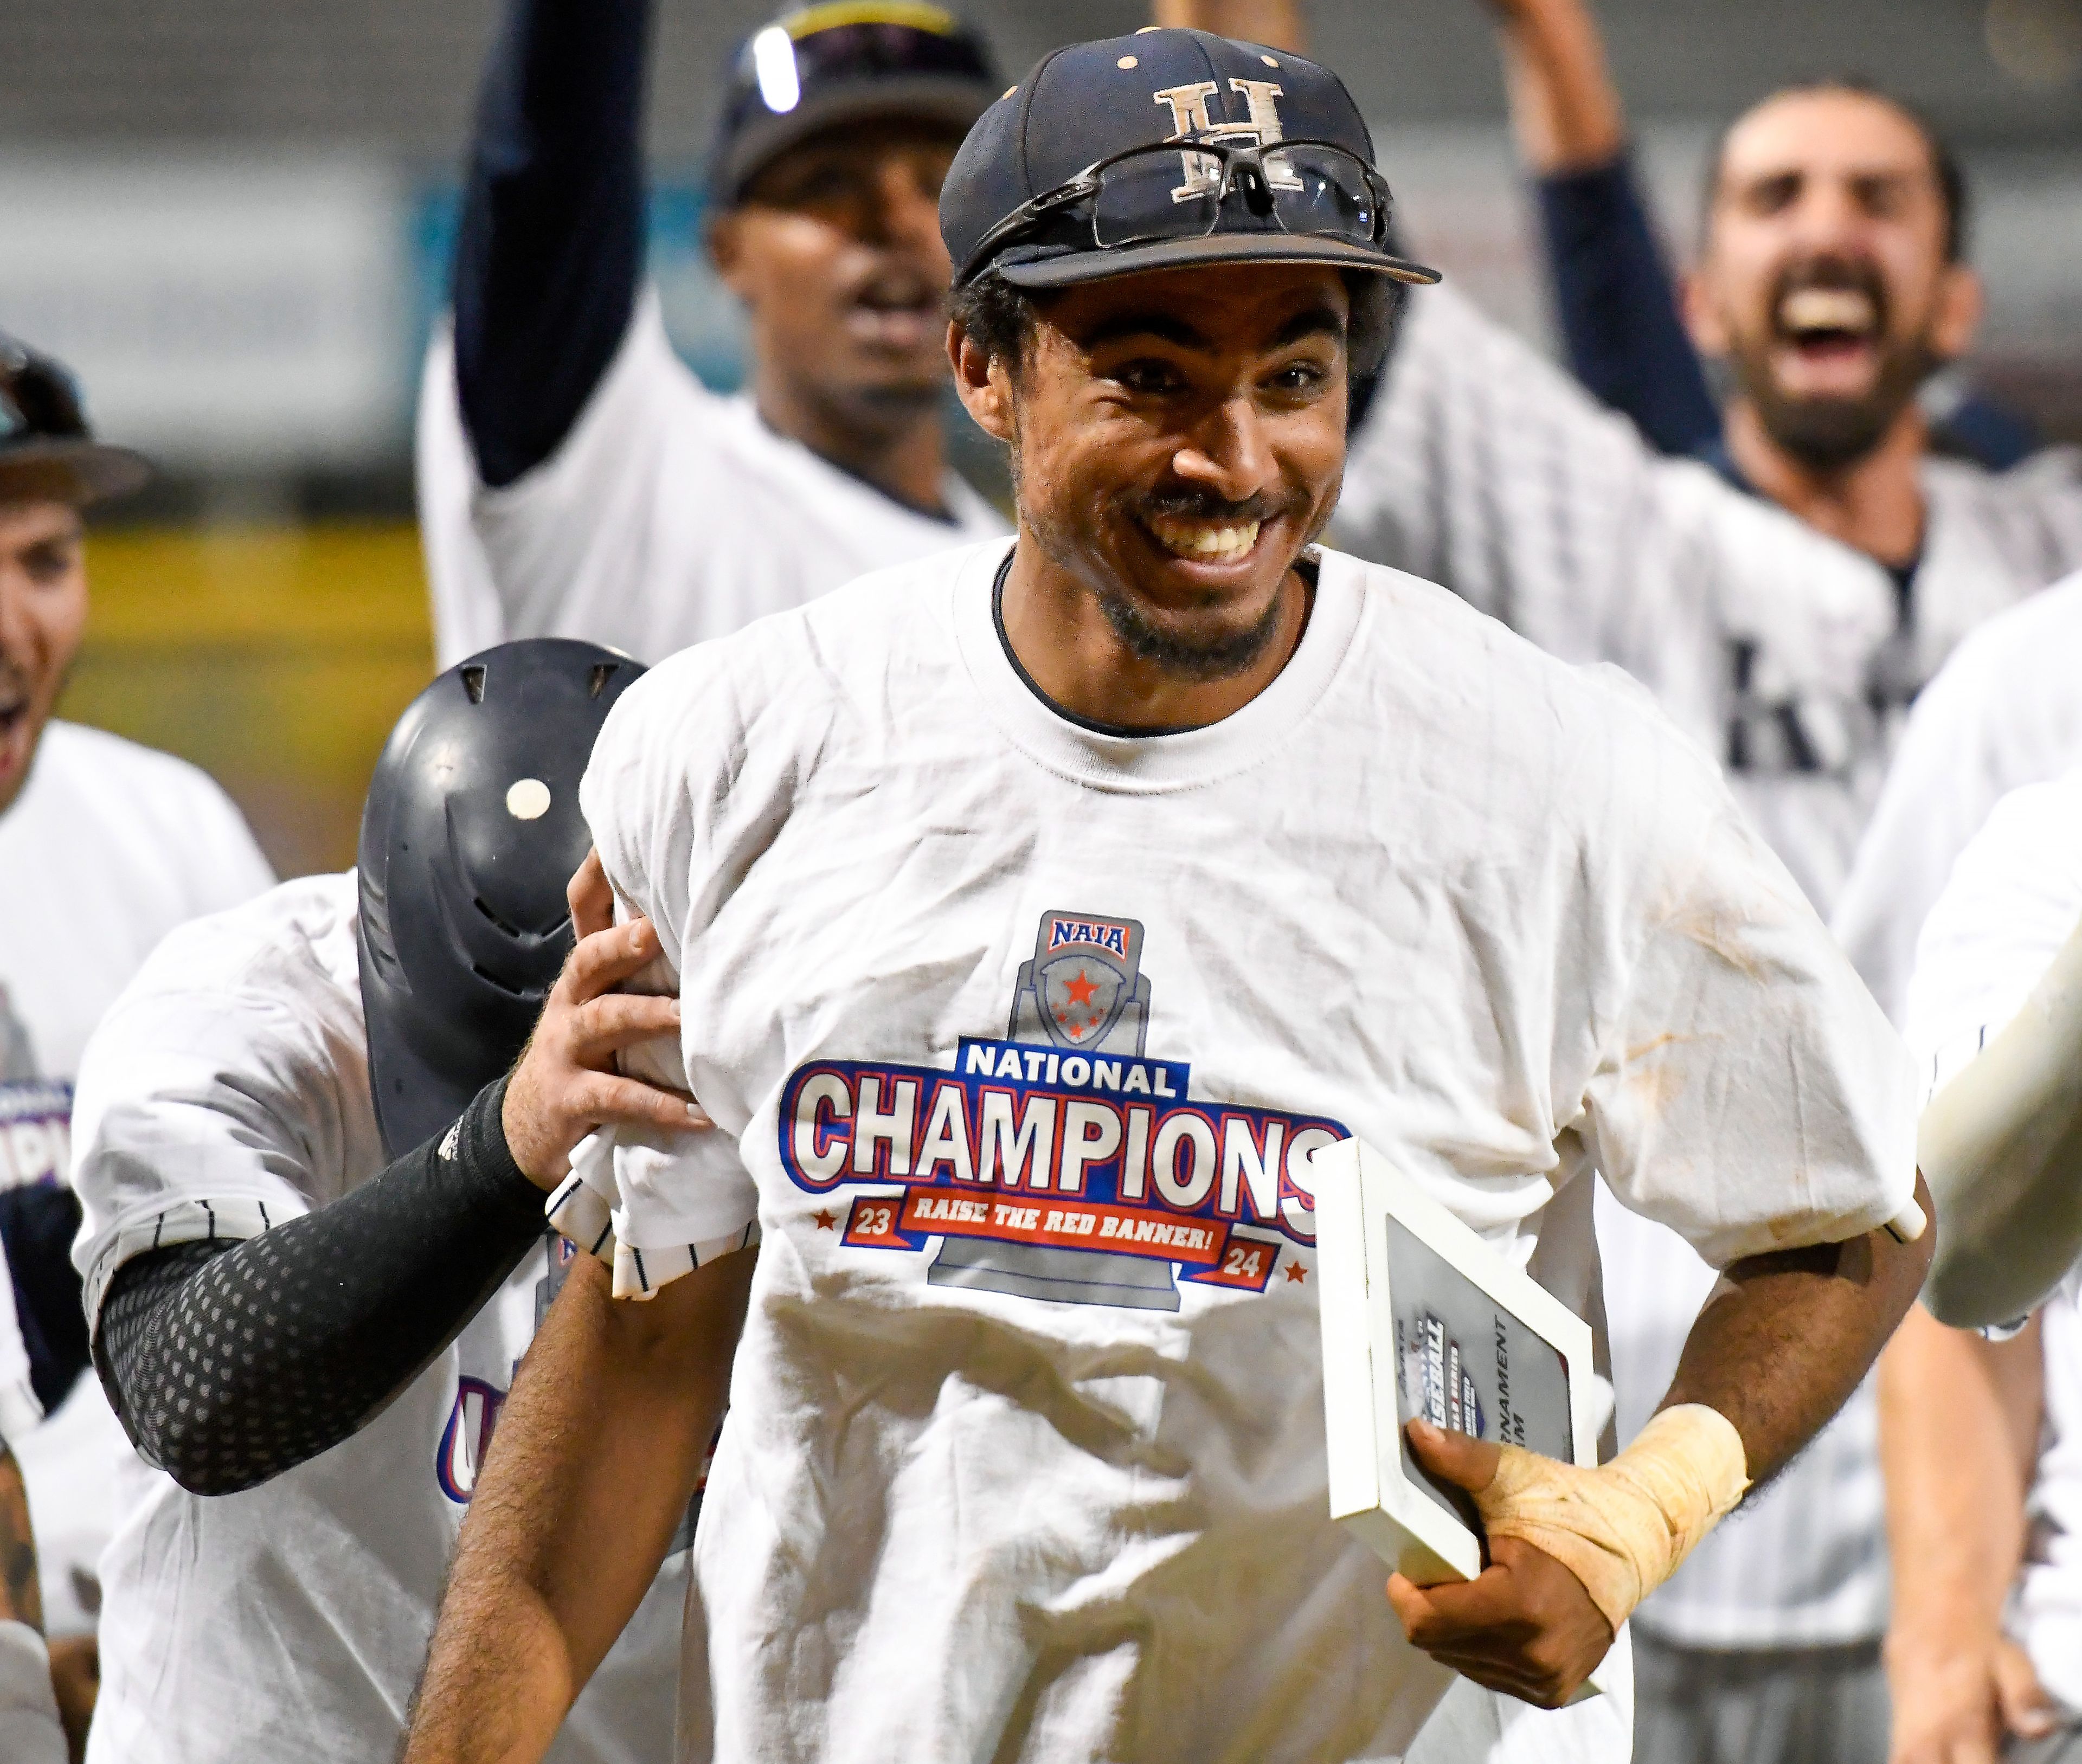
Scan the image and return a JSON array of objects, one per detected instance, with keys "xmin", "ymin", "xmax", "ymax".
[
  {"xmin": 435, "ymin": 1375, "xmax": 507, "ymax": 1503},
  {"xmin": 777, "ymin": 906, "xmax": 1347, "ymax": 1312}
]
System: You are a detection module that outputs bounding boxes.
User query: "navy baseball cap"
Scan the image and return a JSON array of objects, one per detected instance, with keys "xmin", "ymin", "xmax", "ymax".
[
  {"xmin": 0, "ymin": 331, "xmax": 149, "ymax": 505},
  {"xmin": 942, "ymin": 27, "xmax": 1439, "ymax": 292},
  {"xmin": 712, "ymin": 2, "xmax": 1003, "ymax": 208}
]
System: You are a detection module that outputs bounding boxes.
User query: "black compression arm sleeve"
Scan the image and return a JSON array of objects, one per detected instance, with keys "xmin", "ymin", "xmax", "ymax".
[
  {"xmin": 453, "ymin": 0, "xmax": 653, "ymax": 487},
  {"xmin": 95, "ymin": 1077, "xmax": 549, "ymax": 1496}
]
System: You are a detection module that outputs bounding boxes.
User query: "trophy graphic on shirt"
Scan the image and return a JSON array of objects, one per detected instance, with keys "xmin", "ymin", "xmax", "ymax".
[{"xmin": 926, "ymin": 907, "xmax": 1183, "ymax": 1309}]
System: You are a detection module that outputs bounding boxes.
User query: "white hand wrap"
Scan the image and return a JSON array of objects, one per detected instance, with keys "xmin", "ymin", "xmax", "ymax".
[{"xmin": 1472, "ymin": 1404, "xmax": 1750, "ymax": 1633}]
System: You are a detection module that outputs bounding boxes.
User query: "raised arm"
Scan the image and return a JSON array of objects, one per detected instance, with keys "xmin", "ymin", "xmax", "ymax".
[
  {"xmin": 1485, "ymin": 0, "xmax": 1718, "ymax": 454},
  {"xmin": 404, "ymin": 1246, "xmax": 752, "ymax": 1764},
  {"xmin": 453, "ymin": 0, "xmax": 653, "ymax": 487}
]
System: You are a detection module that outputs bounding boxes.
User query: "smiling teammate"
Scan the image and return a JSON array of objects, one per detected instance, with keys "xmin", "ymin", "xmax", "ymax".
[
  {"xmin": 0, "ymin": 331, "xmax": 275, "ymax": 1753},
  {"xmin": 402, "ymin": 33, "xmax": 1930, "ymax": 1764},
  {"xmin": 417, "ymin": 0, "xmax": 1008, "ymax": 667}
]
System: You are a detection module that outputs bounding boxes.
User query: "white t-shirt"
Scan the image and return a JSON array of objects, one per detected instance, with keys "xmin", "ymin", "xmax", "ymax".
[
  {"xmin": 1345, "ymin": 284, "xmax": 2082, "ymax": 1646},
  {"xmin": 1836, "ymin": 571, "xmax": 2082, "ymax": 1028},
  {"xmin": 570, "ymin": 539, "xmax": 1913, "ymax": 1764},
  {"xmin": 1902, "ymin": 767, "xmax": 2082, "ymax": 1716},
  {"xmin": 68, "ymin": 872, "xmax": 686, "ymax": 1764},
  {"xmin": 0, "ymin": 720, "xmax": 273, "ymax": 1635},
  {"xmin": 414, "ymin": 291, "xmax": 1006, "ymax": 668}
]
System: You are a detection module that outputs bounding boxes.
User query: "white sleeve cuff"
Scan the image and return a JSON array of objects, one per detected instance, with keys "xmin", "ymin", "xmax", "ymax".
[
  {"xmin": 0, "ymin": 1622, "xmax": 67, "ymax": 1764},
  {"xmin": 80, "ymin": 1193, "xmax": 306, "ymax": 1339}
]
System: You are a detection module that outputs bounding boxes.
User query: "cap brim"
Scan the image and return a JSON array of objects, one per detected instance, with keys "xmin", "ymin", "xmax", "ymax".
[
  {"xmin": 721, "ymin": 76, "xmax": 1000, "ymax": 203},
  {"xmin": 0, "ymin": 439, "xmax": 153, "ymax": 506},
  {"xmin": 995, "ymin": 230, "xmax": 1442, "ymax": 291}
]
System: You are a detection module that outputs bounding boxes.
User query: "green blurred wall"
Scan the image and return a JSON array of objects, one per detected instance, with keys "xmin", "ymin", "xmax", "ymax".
[{"xmin": 59, "ymin": 523, "xmax": 436, "ymax": 880}]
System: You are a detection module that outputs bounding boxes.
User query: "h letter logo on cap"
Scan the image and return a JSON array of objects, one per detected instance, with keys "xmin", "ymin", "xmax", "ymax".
[{"xmin": 1151, "ymin": 78, "xmax": 1300, "ymax": 203}]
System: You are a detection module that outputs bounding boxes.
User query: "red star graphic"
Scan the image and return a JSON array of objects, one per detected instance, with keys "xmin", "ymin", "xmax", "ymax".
[
  {"xmin": 813, "ymin": 1209, "xmax": 837, "ymax": 1231},
  {"xmin": 1284, "ymin": 1260, "xmax": 1308, "ymax": 1285},
  {"xmin": 1064, "ymin": 967, "xmax": 1099, "ymax": 1007}
]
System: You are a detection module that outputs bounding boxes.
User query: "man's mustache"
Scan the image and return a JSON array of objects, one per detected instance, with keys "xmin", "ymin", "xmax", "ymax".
[{"xmin": 1134, "ymin": 490, "xmax": 1288, "ymax": 525}]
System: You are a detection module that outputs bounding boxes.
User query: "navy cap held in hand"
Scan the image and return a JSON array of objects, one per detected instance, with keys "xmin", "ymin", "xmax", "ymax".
[{"xmin": 941, "ymin": 27, "xmax": 1440, "ymax": 292}]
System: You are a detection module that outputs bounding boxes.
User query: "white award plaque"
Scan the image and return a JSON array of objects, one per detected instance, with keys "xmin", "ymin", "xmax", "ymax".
[{"xmin": 1313, "ymin": 1136, "xmax": 1603, "ymax": 1587}]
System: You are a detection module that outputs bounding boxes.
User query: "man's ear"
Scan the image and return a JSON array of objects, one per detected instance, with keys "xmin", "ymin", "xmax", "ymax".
[
  {"xmin": 948, "ymin": 320, "xmax": 1014, "ymax": 443},
  {"xmin": 708, "ymin": 209, "xmax": 752, "ymax": 300},
  {"xmin": 1932, "ymin": 262, "xmax": 1985, "ymax": 363},
  {"xmin": 1680, "ymin": 266, "xmax": 1731, "ymax": 359}
]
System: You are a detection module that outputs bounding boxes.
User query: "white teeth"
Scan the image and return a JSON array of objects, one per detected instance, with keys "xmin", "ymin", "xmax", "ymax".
[
  {"xmin": 1781, "ymin": 287, "xmax": 1875, "ymax": 335},
  {"xmin": 1147, "ymin": 515, "xmax": 1262, "ymax": 562}
]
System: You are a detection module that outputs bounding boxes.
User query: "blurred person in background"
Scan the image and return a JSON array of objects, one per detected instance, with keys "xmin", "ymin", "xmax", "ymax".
[
  {"xmin": 415, "ymin": 0, "xmax": 1010, "ymax": 669},
  {"xmin": 1450, "ymin": 4, "xmax": 2082, "ymax": 1758},
  {"xmin": 71, "ymin": 642, "xmax": 695, "ymax": 1764},
  {"xmin": 0, "ymin": 331, "xmax": 274, "ymax": 1756}
]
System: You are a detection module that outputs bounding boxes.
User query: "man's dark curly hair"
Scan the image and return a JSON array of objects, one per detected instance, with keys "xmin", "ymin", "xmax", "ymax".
[{"xmin": 949, "ymin": 269, "xmax": 1402, "ymax": 384}]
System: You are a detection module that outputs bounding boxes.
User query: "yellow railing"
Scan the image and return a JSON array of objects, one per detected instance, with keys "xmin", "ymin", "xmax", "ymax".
[{"xmin": 59, "ymin": 523, "xmax": 437, "ymax": 880}]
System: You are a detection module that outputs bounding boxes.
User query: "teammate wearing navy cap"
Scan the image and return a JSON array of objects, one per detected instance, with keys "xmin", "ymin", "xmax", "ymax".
[
  {"xmin": 417, "ymin": 0, "xmax": 1008, "ymax": 668},
  {"xmin": 404, "ymin": 31, "xmax": 1930, "ymax": 1764},
  {"xmin": 69, "ymin": 641, "xmax": 702, "ymax": 1763}
]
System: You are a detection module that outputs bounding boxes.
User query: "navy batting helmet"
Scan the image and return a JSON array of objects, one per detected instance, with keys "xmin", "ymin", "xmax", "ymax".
[{"xmin": 357, "ymin": 639, "xmax": 644, "ymax": 1160}]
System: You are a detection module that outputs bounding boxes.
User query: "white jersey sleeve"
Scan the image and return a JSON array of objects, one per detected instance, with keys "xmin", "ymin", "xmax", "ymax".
[
  {"xmin": 1578, "ymin": 744, "xmax": 1919, "ymax": 1269},
  {"xmin": 1835, "ymin": 571, "xmax": 2082, "ymax": 1025},
  {"xmin": 1336, "ymin": 282, "xmax": 1897, "ymax": 756},
  {"xmin": 1902, "ymin": 768, "xmax": 2082, "ymax": 1098},
  {"xmin": 575, "ymin": 646, "xmax": 766, "ymax": 1290},
  {"xmin": 69, "ymin": 873, "xmax": 374, "ymax": 1328}
]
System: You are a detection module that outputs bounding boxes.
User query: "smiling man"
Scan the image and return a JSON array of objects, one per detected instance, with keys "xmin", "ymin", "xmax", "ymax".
[
  {"xmin": 402, "ymin": 30, "xmax": 1931, "ymax": 1764},
  {"xmin": 0, "ymin": 332, "xmax": 273, "ymax": 1754},
  {"xmin": 416, "ymin": 0, "xmax": 1008, "ymax": 668}
]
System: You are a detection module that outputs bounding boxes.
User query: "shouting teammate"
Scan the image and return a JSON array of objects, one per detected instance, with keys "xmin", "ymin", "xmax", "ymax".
[
  {"xmin": 417, "ymin": 0, "xmax": 1008, "ymax": 666},
  {"xmin": 0, "ymin": 331, "xmax": 275, "ymax": 1755},
  {"xmin": 403, "ymin": 33, "xmax": 1931, "ymax": 1764},
  {"xmin": 68, "ymin": 642, "xmax": 696, "ymax": 1763}
]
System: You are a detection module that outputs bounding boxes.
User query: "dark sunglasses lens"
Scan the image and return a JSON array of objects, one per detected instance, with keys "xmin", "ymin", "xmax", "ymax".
[
  {"xmin": 1270, "ymin": 146, "xmax": 1381, "ymax": 241},
  {"xmin": 1090, "ymin": 147, "xmax": 1224, "ymax": 248}
]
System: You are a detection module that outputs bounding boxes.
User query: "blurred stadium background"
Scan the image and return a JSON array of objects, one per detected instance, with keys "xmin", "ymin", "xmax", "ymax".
[{"xmin": 3, "ymin": 0, "xmax": 2079, "ymax": 877}]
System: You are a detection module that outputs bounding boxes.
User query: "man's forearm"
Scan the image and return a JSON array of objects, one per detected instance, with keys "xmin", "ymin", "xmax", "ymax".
[
  {"xmin": 406, "ymin": 1247, "xmax": 753, "ymax": 1764},
  {"xmin": 1881, "ymin": 1305, "xmax": 2035, "ymax": 1650},
  {"xmin": 1488, "ymin": 0, "xmax": 1624, "ymax": 175},
  {"xmin": 453, "ymin": 0, "xmax": 651, "ymax": 487},
  {"xmin": 0, "ymin": 1446, "xmax": 38, "ymax": 1631},
  {"xmin": 1661, "ymin": 1174, "xmax": 1935, "ymax": 1479}
]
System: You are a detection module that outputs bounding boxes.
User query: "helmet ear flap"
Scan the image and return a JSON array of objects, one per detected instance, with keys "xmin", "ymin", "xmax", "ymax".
[{"xmin": 357, "ymin": 639, "xmax": 645, "ymax": 1159}]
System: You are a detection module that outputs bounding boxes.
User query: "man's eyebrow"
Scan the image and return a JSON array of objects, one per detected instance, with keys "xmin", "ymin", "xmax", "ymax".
[
  {"xmin": 1075, "ymin": 311, "xmax": 1212, "ymax": 352},
  {"xmin": 1271, "ymin": 304, "xmax": 1347, "ymax": 347}
]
